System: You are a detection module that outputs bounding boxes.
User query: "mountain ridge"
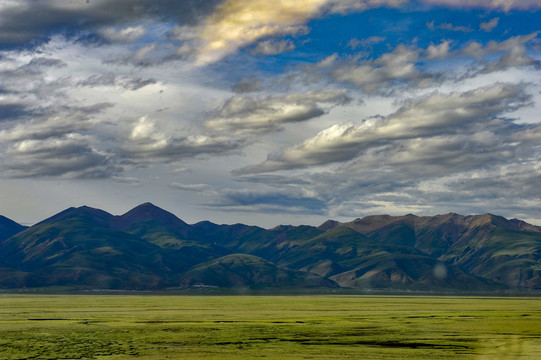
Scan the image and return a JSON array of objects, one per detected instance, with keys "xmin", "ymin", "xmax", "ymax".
[
  {"xmin": 0, "ymin": 215, "xmax": 27, "ymax": 241},
  {"xmin": 1, "ymin": 204, "xmax": 540, "ymax": 291}
]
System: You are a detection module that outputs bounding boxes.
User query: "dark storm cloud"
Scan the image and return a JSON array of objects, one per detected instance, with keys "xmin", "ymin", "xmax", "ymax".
[
  {"xmin": 0, "ymin": 103, "xmax": 34, "ymax": 121},
  {"xmin": 235, "ymin": 175, "xmax": 311, "ymax": 186},
  {"xmin": 231, "ymin": 77, "xmax": 263, "ymax": 93},
  {"xmin": 0, "ymin": 102, "xmax": 116, "ymax": 179},
  {"xmin": 0, "ymin": 0, "xmax": 225, "ymax": 47},
  {"xmin": 0, "ymin": 133, "xmax": 118, "ymax": 179},
  {"xmin": 1, "ymin": 103, "xmax": 114, "ymax": 142},
  {"xmin": 209, "ymin": 189, "xmax": 327, "ymax": 215}
]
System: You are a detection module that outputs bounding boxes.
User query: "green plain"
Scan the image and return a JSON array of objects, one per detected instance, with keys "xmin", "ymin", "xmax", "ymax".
[{"xmin": 0, "ymin": 295, "xmax": 540, "ymax": 359}]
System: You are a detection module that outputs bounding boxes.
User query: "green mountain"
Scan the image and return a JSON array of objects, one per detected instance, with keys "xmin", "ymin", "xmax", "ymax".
[
  {"xmin": 336, "ymin": 213, "xmax": 541, "ymax": 289},
  {"xmin": 179, "ymin": 254, "xmax": 338, "ymax": 288},
  {"xmin": 228, "ymin": 226, "xmax": 487, "ymax": 290},
  {"xmin": 0, "ymin": 204, "xmax": 540, "ymax": 291},
  {"xmin": 110, "ymin": 203, "xmax": 229, "ymax": 274},
  {"xmin": 0, "ymin": 207, "xmax": 171, "ymax": 289}
]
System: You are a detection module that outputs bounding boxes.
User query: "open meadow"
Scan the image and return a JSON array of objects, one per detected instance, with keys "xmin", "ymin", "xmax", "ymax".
[{"xmin": 0, "ymin": 294, "xmax": 540, "ymax": 359}]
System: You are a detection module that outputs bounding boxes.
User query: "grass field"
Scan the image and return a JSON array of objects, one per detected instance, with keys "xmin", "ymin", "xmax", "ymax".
[{"xmin": 0, "ymin": 294, "xmax": 540, "ymax": 359}]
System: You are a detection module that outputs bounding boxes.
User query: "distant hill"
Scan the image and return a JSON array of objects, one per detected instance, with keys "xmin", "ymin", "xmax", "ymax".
[{"xmin": 0, "ymin": 203, "xmax": 540, "ymax": 291}]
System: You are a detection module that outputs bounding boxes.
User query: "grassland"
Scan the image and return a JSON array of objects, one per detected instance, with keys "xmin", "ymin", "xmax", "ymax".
[{"xmin": 0, "ymin": 294, "xmax": 540, "ymax": 359}]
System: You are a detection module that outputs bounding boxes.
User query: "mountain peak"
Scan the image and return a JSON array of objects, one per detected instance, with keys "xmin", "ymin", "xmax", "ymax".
[
  {"xmin": 122, "ymin": 202, "xmax": 172, "ymax": 217},
  {"xmin": 270, "ymin": 224, "xmax": 294, "ymax": 232},
  {"xmin": 114, "ymin": 202, "xmax": 190, "ymax": 233},
  {"xmin": 131, "ymin": 202, "xmax": 160, "ymax": 210},
  {"xmin": 318, "ymin": 220, "xmax": 341, "ymax": 231},
  {"xmin": 468, "ymin": 213, "xmax": 509, "ymax": 228},
  {"xmin": 35, "ymin": 205, "xmax": 114, "ymax": 227}
]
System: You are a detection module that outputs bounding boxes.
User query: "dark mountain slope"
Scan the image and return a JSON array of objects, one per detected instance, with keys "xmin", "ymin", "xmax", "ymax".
[
  {"xmin": 0, "ymin": 215, "xmax": 27, "ymax": 241},
  {"xmin": 192, "ymin": 221, "xmax": 255, "ymax": 245},
  {"xmin": 0, "ymin": 207, "xmax": 172, "ymax": 289},
  {"xmin": 441, "ymin": 221, "xmax": 541, "ymax": 288},
  {"xmin": 337, "ymin": 213, "xmax": 541, "ymax": 288},
  {"xmin": 238, "ymin": 225, "xmax": 323, "ymax": 258},
  {"xmin": 256, "ymin": 227, "xmax": 487, "ymax": 290},
  {"xmin": 0, "ymin": 204, "xmax": 540, "ymax": 291},
  {"xmin": 191, "ymin": 222, "xmax": 323, "ymax": 259},
  {"xmin": 341, "ymin": 213, "xmax": 541, "ymax": 256},
  {"xmin": 112, "ymin": 204, "xmax": 230, "ymax": 272},
  {"xmin": 179, "ymin": 253, "xmax": 338, "ymax": 288}
]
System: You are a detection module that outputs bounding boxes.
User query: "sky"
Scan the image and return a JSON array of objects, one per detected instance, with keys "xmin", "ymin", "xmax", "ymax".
[{"xmin": 0, "ymin": 0, "xmax": 540, "ymax": 227}]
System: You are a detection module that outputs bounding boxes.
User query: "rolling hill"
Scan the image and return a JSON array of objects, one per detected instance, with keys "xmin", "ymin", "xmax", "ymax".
[{"xmin": 0, "ymin": 203, "xmax": 540, "ymax": 291}]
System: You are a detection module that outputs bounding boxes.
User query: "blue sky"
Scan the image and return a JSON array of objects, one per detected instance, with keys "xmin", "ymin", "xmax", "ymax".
[{"xmin": 0, "ymin": 0, "xmax": 540, "ymax": 227}]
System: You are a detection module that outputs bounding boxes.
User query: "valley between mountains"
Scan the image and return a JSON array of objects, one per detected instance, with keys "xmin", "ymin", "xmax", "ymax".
[{"xmin": 1, "ymin": 203, "xmax": 540, "ymax": 291}]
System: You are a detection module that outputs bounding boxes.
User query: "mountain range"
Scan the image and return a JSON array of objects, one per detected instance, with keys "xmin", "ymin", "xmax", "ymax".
[{"xmin": 1, "ymin": 203, "xmax": 540, "ymax": 292}]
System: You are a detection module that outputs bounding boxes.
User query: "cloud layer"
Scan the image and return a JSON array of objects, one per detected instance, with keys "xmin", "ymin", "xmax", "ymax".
[
  {"xmin": 0, "ymin": 0, "xmax": 540, "ymax": 226},
  {"xmin": 206, "ymin": 89, "xmax": 351, "ymax": 134},
  {"xmin": 234, "ymin": 84, "xmax": 534, "ymax": 174},
  {"xmin": 421, "ymin": 0, "xmax": 541, "ymax": 11}
]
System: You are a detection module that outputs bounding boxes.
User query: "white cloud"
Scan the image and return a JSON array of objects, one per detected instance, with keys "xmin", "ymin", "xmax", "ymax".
[
  {"xmin": 331, "ymin": 45, "xmax": 426, "ymax": 92},
  {"xmin": 307, "ymin": 33, "xmax": 540, "ymax": 95},
  {"xmin": 129, "ymin": 116, "xmax": 164, "ymax": 142},
  {"xmin": 99, "ymin": 25, "xmax": 147, "ymax": 43},
  {"xmin": 461, "ymin": 33, "xmax": 540, "ymax": 72},
  {"xmin": 169, "ymin": 182, "xmax": 211, "ymax": 192},
  {"xmin": 480, "ymin": 17, "xmax": 499, "ymax": 32},
  {"xmin": 196, "ymin": 0, "xmax": 321, "ymax": 64},
  {"xmin": 234, "ymin": 84, "xmax": 532, "ymax": 174},
  {"xmin": 1, "ymin": 133, "xmax": 117, "ymax": 179},
  {"xmin": 196, "ymin": 0, "xmax": 404, "ymax": 64},
  {"xmin": 425, "ymin": 41, "xmax": 451, "ymax": 59},
  {"xmin": 426, "ymin": 20, "xmax": 472, "ymax": 32},
  {"xmin": 205, "ymin": 89, "xmax": 352, "ymax": 134},
  {"xmin": 133, "ymin": 43, "xmax": 157, "ymax": 61},
  {"xmin": 252, "ymin": 39, "xmax": 296, "ymax": 56},
  {"xmin": 348, "ymin": 36, "xmax": 386, "ymax": 49},
  {"xmin": 121, "ymin": 116, "xmax": 246, "ymax": 165}
]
